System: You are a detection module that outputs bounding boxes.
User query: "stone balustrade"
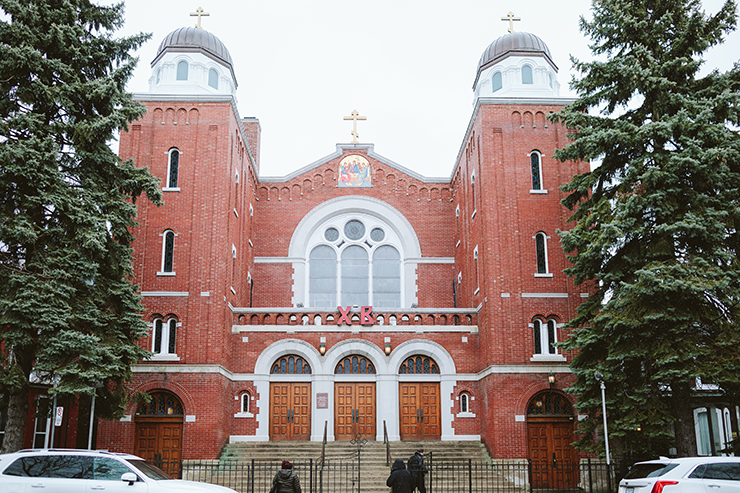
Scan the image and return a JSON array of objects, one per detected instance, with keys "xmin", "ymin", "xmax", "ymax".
[{"xmin": 232, "ymin": 308, "xmax": 478, "ymax": 328}]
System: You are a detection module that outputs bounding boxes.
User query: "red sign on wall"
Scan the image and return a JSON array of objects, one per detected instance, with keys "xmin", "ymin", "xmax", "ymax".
[{"xmin": 337, "ymin": 306, "xmax": 373, "ymax": 326}]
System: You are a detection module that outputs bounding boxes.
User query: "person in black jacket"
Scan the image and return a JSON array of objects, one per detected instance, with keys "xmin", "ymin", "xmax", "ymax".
[
  {"xmin": 387, "ymin": 457, "xmax": 413, "ymax": 493},
  {"xmin": 272, "ymin": 460, "xmax": 301, "ymax": 493},
  {"xmin": 408, "ymin": 449, "xmax": 427, "ymax": 493}
]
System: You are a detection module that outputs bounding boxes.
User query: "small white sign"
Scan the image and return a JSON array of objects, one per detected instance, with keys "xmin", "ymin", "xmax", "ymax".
[
  {"xmin": 54, "ymin": 407, "xmax": 64, "ymax": 427},
  {"xmin": 515, "ymin": 415, "xmax": 525, "ymax": 422}
]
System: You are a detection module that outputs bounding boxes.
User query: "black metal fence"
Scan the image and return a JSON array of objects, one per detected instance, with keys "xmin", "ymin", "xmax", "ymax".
[{"xmin": 154, "ymin": 454, "xmax": 629, "ymax": 493}]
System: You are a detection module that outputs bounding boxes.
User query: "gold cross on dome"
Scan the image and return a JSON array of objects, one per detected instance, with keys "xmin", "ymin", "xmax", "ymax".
[
  {"xmin": 343, "ymin": 110, "xmax": 367, "ymax": 144},
  {"xmin": 190, "ymin": 6, "xmax": 210, "ymax": 29},
  {"xmin": 501, "ymin": 11, "xmax": 521, "ymax": 33}
]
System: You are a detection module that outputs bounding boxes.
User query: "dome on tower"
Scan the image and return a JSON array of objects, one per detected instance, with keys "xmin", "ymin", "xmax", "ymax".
[
  {"xmin": 153, "ymin": 26, "xmax": 234, "ymax": 71},
  {"xmin": 472, "ymin": 31, "xmax": 561, "ymax": 101},
  {"xmin": 147, "ymin": 26, "xmax": 238, "ymax": 97}
]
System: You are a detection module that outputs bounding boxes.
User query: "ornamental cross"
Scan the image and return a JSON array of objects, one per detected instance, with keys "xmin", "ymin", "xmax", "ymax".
[
  {"xmin": 501, "ymin": 11, "xmax": 521, "ymax": 33},
  {"xmin": 190, "ymin": 6, "xmax": 210, "ymax": 29},
  {"xmin": 343, "ymin": 109, "xmax": 367, "ymax": 144}
]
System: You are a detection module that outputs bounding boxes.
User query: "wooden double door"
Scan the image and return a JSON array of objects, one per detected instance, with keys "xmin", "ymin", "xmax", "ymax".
[
  {"xmin": 335, "ymin": 383, "xmax": 376, "ymax": 440},
  {"xmin": 399, "ymin": 382, "xmax": 440, "ymax": 440},
  {"xmin": 270, "ymin": 382, "xmax": 311, "ymax": 440},
  {"xmin": 134, "ymin": 419, "xmax": 182, "ymax": 478},
  {"xmin": 528, "ymin": 418, "xmax": 577, "ymax": 489}
]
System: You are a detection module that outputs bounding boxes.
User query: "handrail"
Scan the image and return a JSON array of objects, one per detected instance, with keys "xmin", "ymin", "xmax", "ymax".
[
  {"xmin": 383, "ymin": 420, "xmax": 391, "ymax": 466},
  {"xmin": 318, "ymin": 420, "xmax": 327, "ymax": 469}
]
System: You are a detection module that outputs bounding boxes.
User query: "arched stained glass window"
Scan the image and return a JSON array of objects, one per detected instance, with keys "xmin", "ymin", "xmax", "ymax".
[
  {"xmin": 136, "ymin": 391, "xmax": 183, "ymax": 416},
  {"xmin": 309, "ymin": 245, "xmax": 336, "ymax": 308},
  {"xmin": 527, "ymin": 391, "xmax": 572, "ymax": 416},
  {"xmin": 533, "ymin": 317, "xmax": 558, "ymax": 355},
  {"xmin": 535, "ymin": 232, "xmax": 548, "ymax": 274},
  {"xmin": 271, "ymin": 355, "xmax": 312, "ymax": 374},
  {"xmin": 167, "ymin": 149, "xmax": 179, "ymax": 188},
  {"xmin": 399, "ymin": 355, "xmax": 439, "ymax": 374},
  {"xmin": 152, "ymin": 316, "xmax": 178, "ymax": 355},
  {"xmin": 335, "ymin": 355, "xmax": 375, "ymax": 374},
  {"xmin": 162, "ymin": 230, "xmax": 175, "ymax": 273},
  {"xmin": 531, "ymin": 151, "xmax": 542, "ymax": 190}
]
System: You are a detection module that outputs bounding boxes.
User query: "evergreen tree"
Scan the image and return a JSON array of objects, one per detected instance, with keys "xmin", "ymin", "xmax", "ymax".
[
  {"xmin": 0, "ymin": 0, "xmax": 161, "ymax": 452},
  {"xmin": 553, "ymin": 0, "xmax": 740, "ymax": 458}
]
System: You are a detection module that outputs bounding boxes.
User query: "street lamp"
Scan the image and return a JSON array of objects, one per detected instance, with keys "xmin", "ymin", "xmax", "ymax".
[{"xmin": 594, "ymin": 371, "xmax": 611, "ymax": 465}]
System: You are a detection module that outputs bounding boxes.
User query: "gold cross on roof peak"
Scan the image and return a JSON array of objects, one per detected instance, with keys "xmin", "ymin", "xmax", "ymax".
[
  {"xmin": 501, "ymin": 11, "xmax": 521, "ymax": 33},
  {"xmin": 190, "ymin": 6, "xmax": 210, "ymax": 29},
  {"xmin": 343, "ymin": 110, "xmax": 367, "ymax": 144}
]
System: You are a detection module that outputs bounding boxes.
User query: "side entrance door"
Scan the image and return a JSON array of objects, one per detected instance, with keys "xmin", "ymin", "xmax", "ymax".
[
  {"xmin": 133, "ymin": 391, "xmax": 183, "ymax": 478},
  {"xmin": 335, "ymin": 383, "xmax": 376, "ymax": 440},
  {"xmin": 270, "ymin": 382, "xmax": 311, "ymax": 440},
  {"xmin": 399, "ymin": 383, "xmax": 440, "ymax": 440},
  {"xmin": 527, "ymin": 391, "xmax": 577, "ymax": 489}
]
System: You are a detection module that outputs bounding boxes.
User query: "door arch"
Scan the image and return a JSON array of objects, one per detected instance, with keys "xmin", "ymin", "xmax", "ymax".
[
  {"xmin": 335, "ymin": 355, "xmax": 376, "ymax": 440},
  {"xmin": 527, "ymin": 390, "xmax": 577, "ymax": 489},
  {"xmin": 134, "ymin": 391, "xmax": 183, "ymax": 478},
  {"xmin": 399, "ymin": 355, "xmax": 440, "ymax": 440},
  {"xmin": 270, "ymin": 354, "xmax": 312, "ymax": 441}
]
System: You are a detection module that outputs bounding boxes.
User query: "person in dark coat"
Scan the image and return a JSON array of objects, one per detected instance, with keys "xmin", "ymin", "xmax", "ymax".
[
  {"xmin": 387, "ymin": 457, "xmax": 413, "ymax": 493},
  {"xmin": 272, "ymin": 460, "xmax": 301, "ymax": 493},
  {"xmin": 408, "ymin": 449, "xmax": 427, "ymax": 493}
]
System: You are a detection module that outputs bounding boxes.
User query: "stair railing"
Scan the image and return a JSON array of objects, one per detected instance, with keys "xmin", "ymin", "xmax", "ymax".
[
  {"xmin": 383, "ymin": 420, "xmax": 391, "ymax": 466},
  {"xmin": 318, "ymin": 420, "xmax": 327, "ymax": 469}
]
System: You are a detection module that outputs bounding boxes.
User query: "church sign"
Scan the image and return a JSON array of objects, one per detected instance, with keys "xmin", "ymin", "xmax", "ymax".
[{"xmin": 337, "ymin": 306, "xmax": 374, "ymax": 325}]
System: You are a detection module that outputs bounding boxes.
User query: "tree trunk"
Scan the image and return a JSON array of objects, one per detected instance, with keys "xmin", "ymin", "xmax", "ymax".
[
  {"xmin": 1, "ymin": 389, "xmax": 29, "ymax": 453},
  {"xmin": 672, "ymin": 381, "xmax": 698, "ymax": 457}
]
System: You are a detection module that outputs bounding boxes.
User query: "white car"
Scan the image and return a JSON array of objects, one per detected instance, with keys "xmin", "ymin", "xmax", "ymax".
[
  {"xmin": 619, "ymin": 456, "xmax": 740, "ymax": 493},
  {"xmin": 0, "ymin": 448, "xmax": 238, "ymax": 493}
]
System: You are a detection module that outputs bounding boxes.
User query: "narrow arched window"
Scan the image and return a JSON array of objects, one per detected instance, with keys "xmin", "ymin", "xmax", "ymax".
[
  {"xmin": 492, "ymin": 72, "xmax": 502, "ymax": 92},
  {"xmin": 167, "ymin": 148, "xmax": 179, "ymax": 188},
  {"xmin": 162, "ymin": 230, "xmax": 175, "ymax": 273},
  {"xmin": 533, "ymin": 318, "xmax": 558, "ymax": 355},
  {"xmin": 152, "ymin": 316, "xmax": 178, "ymax": 355},
  {"xmin": 241, "ymin": 393, "xmax": 250, "ymax": 413},
  {"xmin": 547, "ymin": 319, "xmax": 556, "ymax": 354},
  {"xmin": 156, "ymin": 68, "xmax": 161, "ymax": 85},
  {"xmin": 461, "ymin": 393, "xmax": 470, "ymax": 413},
  {"xmin": 176, "ymin": 61, "xmax": 188, "ymax": 80},
  {"xmin": 341, "ymin": 245, "xmax": 368, "ymax": 306},
  {"xmin": 531, "ymin": 151, "xmax": 542, "ymax": 190},
  {"xmin": 522, "ymin": 65, "xmax": 533, "ymax": 84},
  {"xmin": 167, "ymin": 318, "xmax": 177, "ymax": 354},
  {"xmin": 535, "ymin": 232, "xmax": 548, "ymax": 274},
  {"xmin": 208, "ymin": 68, "xmax": 218, "ymax": 89},
  {"xmin": 309, "ymin": 245, "xmax": 336, "ymax": 308},
  {"xmin": 373, "ymin": 246, "xmax": 400, "ymax": 308}
]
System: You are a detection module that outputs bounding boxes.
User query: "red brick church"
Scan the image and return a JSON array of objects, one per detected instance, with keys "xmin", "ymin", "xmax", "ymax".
[{"xmin": 23, "ymin": 18, "xmax": 595, "ymax": 463}]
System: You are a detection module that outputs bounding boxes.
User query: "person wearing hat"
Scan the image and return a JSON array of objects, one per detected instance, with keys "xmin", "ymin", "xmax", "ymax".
[
  {"xmin": 272, "ymin": 460, "xmax": 301, "ymax": 493},
  {"xmin": 407, "ymin": 449, "xmax": 427, "ymax": 493}
]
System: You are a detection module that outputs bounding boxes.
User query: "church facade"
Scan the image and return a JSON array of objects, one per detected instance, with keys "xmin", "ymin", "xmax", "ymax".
[{"xmin": 89, "ymin": 22, "xmax": 593, "ymax": 463}]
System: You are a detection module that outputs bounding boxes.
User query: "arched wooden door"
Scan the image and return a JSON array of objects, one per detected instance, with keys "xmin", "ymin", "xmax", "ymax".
[
  {"xmin": 134, "ymin": 391, "xmax": 183, "ymax": 478},
  {"xmin": 335, "ymin": 355, "xmax": 376, "ymax": 440},
  {"xmin": 527, "ymin": 390, "xmax": 577, "ymax": 489},
  {"xmin": 270, "ymin": 355, "xmax": 312, "ymax": 441},
  {"xmin": 399, "ymin": 355, "xmax": 440, "ymax": 440}
]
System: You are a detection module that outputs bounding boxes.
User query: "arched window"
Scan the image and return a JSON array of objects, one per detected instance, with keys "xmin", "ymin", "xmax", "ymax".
[
  {"xmin": 241, "ymin": 393, "xmax": 250, "ymax": 413},
  {"xmin": 208, "ymin": 68, "xmax": 218, "ymax": 89},
  {"xmin": 399, "ymin": 355, "xmax": 439, "ymax": 374},
  {"xmin": 460, "ymin": 392, "xmax": 470, "ymax": 413},
  {"xmin": 533, "ymin": 318, "xmax": 557, "ymax": 355},
  {"xmin": 373, "ymin": 246, "xmax": 400, "ymax": 308},
  {"xmin": 309, "ymin": 245, "xmax": 337, "ymax": 308},
  {"xmin": 527, "ymin": 391, "xmax": 573, "ymax": 416},
  {"xmin": 161, "ymin": 230, "xmax": 175, "ymax": 273},
  {"xmin": 156, "ymin": 68, "xmax": 161, "ymax": 85},
  {"xmin": 167, "ymin": 148, "xmax": 179, "ymax": 188},
  {"xmin": 535, "ymin": 232, "xmax": 548, "ymax": 274},
  {"xmin": 492, "ymin": 72, "xmax": 502, "ymax": 92},
  {"xmin": 522, "ymin": 65, "xmax": 533, "ymax": 84},
  {"xmin": 271, "ymin": 355, "xmax": 312, "ymax": 374},
  {"xmin": 176, "ymin": 60, "xmax": 189, "ymax": 80},
  {"xmin": 530, "ymin": 151, "xmax": 542, "ymax": 190},
  {"xmin": 152, "ymin": 316, "xmax": 178, "ymax": 355},
  {"xmin": 335, "ymin": 355, "xmax": 375, "ymax": 374},
  {"xmin": 136, "ymin": 391, "xmax": 183, "ymax": 416},
  {"xmin": 341, "ymin": 245, "xmax": 369, "ymax": 306}
]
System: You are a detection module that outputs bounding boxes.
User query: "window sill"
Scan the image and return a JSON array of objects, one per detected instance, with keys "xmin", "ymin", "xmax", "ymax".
[
  {"xmin": 534, "ymin": 273, "xmax": 553, "ymax": 278},
  {"xmin": 530, "ymin": 189, "xmax": 548, "ymax": 194},
  {"xmin": 456, "ymin": 411, "xmax": 476, "ymax": 418},
  {"xmin": 234, "ymin": 412, "xmax": 254, "ymax": 418},
  {"xmin": 148, "ymin": 353, "xmax": 180, "ymax": 362},
  {"xmin": 162, "ymin": 187, "xmax": 181, "ymax": 192},
  {"xmin": 157, "ymin": 272, "xmax": 176, "ymax": 277},
  {"xmin": 530, "ymin": 354, "xmax": 566, "ymax": 362}
]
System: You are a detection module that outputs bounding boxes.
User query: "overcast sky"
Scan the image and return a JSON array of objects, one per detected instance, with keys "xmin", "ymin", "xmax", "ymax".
[{"xmin": 117, "ymin": 0, "xmax": 739, "ymax": 179}]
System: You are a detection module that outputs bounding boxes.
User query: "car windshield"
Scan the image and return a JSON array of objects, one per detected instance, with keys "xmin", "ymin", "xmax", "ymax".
[
  {"xmin": 625, "ymin": 463, "xmax": 679, "ymax": 479},
  {"xmin": 127, "ymin": 459, "xmax": 172, "ymax": 480}
]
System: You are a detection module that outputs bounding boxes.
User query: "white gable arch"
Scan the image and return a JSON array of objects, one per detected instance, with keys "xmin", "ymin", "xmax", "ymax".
[{"xmin": 324, "ymin": 338, "xmax": 386, "ymax": 375}]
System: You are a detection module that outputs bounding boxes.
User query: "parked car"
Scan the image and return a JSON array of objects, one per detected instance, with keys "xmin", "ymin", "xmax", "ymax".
[
  {"xmin": 0, "ymin": 448, "xmax": 238, "ymax": 492},
  {"xmin": 619, "ymin": 456, "xmax": 740, "ymax": 493}
]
